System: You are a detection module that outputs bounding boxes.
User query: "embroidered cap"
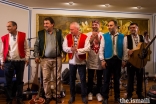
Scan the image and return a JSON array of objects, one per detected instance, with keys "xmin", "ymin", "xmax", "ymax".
[{"xmin": 92, "ymin": 20, "xmax": 99, "ymax": 24}]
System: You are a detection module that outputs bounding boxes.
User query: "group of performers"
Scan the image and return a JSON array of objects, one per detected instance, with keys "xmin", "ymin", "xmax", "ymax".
[{"xmin": 0, "ymin": 17, "xmax": 151, "ymax": 104}]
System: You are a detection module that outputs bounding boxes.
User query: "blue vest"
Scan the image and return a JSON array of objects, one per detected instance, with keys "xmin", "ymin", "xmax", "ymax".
[{"xmin": 103, "ymin": 32, "xmax": 124, "ymax": 60}]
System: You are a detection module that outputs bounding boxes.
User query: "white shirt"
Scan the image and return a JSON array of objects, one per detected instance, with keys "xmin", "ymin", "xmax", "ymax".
[
  {"xmin": 99, "ymin": 32, "xmax": 127, "ymax": 61},
  {"xmin": 123, "ymin": 34, "xmax": 141, "ymax": 60},
  {"xmin": 0, "ymin": 31, "xmax": 30, "ymax": 63},
  {"xmin": 63, "ymin": 34, "xmax": 90, "ymax": 65},
  {"xmin": 144, "ymin": 36, "xmax": 151, "ymax": 44}
]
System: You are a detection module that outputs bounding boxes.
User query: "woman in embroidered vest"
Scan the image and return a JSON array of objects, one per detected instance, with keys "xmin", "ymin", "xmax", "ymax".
[
  {"xmin": 63, "ymin": 22, "xmax": 90, "ymax": 104},
  {"xmin": 0, "ymin": 21, "xmax": 30, "ymax": 104},
  {"xmin": 86, "ymin": 20, "xmax": 103, "ymax": 102},
  {"xmin": 99, "ymin": 20, "xmax": 127, "ymax": 104},
  {"xmin": 124, "ymin": 23, "xmax": 144, "ymax": 100},
  {"xmin": 34, "ymin": 17, "xmax": 64, "ymax": 104}
]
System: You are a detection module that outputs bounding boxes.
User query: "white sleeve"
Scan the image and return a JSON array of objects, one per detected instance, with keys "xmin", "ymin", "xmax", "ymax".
[
  {"xmin": 122, "ymin": 36, "xmax": 128, "ymax": 61},
  {"xmin": 24, "ymin": 35, "xmax": 30, "ymax": 60},
  {"xmin": 99, "ymin": 36, "xmax": 105, "ymax": 60},
  {"xmin": 0, "ymin": 40, "xmax": 4, "ymax": 63},
  {"xmin": 63, "ymin": 36, "xmax": 72, "ymax": 53}
]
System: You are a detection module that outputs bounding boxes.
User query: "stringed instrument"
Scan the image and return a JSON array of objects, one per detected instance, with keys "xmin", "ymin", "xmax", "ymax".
[
  {"xmin": 128, "ymin": 35, "xmax": 156, "ymax": 69},
  {"xmin": 28, "ymin": 63, "xmax": 45, "ymax": 104}
]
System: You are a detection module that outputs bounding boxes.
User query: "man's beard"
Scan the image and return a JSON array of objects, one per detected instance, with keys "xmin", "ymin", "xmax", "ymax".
[
  {"xmin": 110, "ymin": 30, "xmax": 115, "ymax": 35},
  {"xmin": 93, "ymin": 28, "xmax": 98, "ymax": 32}
]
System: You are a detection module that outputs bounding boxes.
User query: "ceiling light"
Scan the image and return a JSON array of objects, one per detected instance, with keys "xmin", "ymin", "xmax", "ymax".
[
  {"xmin": 104, "ymin": 4, "xmax": 110, "ymax": 7},
  {"xmin": 137, "ymin": 6, "xmax": 142, "ymax": 9},
  {"xmin": 68, "ymin": 2, "xmax": 74, "ymax": 5}
]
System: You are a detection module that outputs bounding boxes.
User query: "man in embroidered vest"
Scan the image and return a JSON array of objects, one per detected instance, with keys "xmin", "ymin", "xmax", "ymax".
[
  {"xmin": 86, "ymin": 20, "xmax": 103, "ymax": 102},
  {"xmin": 0, "ymin": 21, "xmax": 30, "ymax": 104},
  {"xmin": 124, "ymin": 23, "xmax": 144, "ymax": 100},
  {"xmin": 99, "ymin": 20, "xmax": 127, "ymax": 104},
  {"xmin": 63, "ymin": 22, "xmax": 90, "ymax": 104},
  {"xmin": 34, "ymin": 17, "xmax": 64, "ymax": 104}
]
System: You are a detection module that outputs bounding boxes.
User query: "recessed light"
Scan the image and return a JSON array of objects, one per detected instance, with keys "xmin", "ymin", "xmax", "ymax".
[
  {"xmin": 68, "ymin": 2, "xmax": 74, "ymax": 5},
  {"xmin": 137, "ymin": 6, "xmax": 142, "ymax": 9},
  {"xmin": 104, "ymin": 4, "xmax": 110, "ymax": 7}
]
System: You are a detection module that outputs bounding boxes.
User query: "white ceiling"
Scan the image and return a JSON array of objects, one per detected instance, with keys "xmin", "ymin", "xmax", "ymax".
[{"xmin": 10, "ymin": 0, "xmax": 156, "ymax": 14}]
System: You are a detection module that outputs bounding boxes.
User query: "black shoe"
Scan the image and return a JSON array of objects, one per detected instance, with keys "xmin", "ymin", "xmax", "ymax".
[
  {"xmin": 52, "ymin": 94, "xmax": 62, "ymax": 103},
  {"xmin": 115, "ymin": 98, "xmax": 124, "ymax": 104},
  {"xmin": 102, "ymin": 99, "xmax": 108, "ymax": 104},
  {"xmin": 82, "ymin": 97, "xmax": 88, "ymax": 104},
  {"xmin": 44, "ymin": 98, "xmax": 51, "ymax": 104},
  {"xmin": 16, "ymin": 100, "xmax": 25, "ymax": 104},
  {"xmin": 6, "ymin": 101, "xmax": 12, "ymax": 104},
  {"xmin": 56, "ymin": 98, "xmax": 62, "ymax": 103},
  {"xmin": 125, "ymin": 96, "xmax": 132, "ymax": 102},
  {"xmin": 68, "ymin": 97, "xmax": 75, "ymax": 104},
  {"xmin": 115, "ymin": 98, "xmax": 120, "ymax": 103},
  {"xmin": 138, "ymin": 94, "xmax": 144, "ymax": 99}
]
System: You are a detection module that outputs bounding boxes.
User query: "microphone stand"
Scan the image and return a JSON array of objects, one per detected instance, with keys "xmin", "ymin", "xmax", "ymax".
[
  {"xmin": 23, "ymin": 37, "xmax": 37, "ymax": 99},
  {"xmin": 27, "ymin": 38, "xmax": 36, "ymax": 91},
  {"xmin": 55, "ymin": 34, "xmax": 58, "ymax": 104},
  {"xmin": 138, "ymin": 35, "xmax": 156, "ymax": 98},
  {"xmin": 27, "ymin": 38, "xmax": 31, "ymax": 92}
]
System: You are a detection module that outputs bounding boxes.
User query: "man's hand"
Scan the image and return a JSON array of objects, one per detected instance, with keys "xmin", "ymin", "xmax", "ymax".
[
  {"xmin": 0, "ymin": 63, "xmax": 4, "ymax": 70},
  {"xmin": 92, "ymin": 32, "xmax": 98, "ymax": 39},
  {"xmin": 128, "ymin": 50, "xmax": 133, "ymax": 56},
  {"xmin": 35, "ymin": 58, "xmax": 40, "ymax": 63},
  {"xmin": 25, "ymin": 60, "xmax": 29, "ymax": 67},
  {"xmin": 91, "ymin": 32, "xmax": 98, "ymax": 40},
  {"xmin": 101, "ymin": 60, "xmax": 107, "ymax": 69},
  {"xmin": 71, "ymin": 46, "xmax": 77, "ymax": 53},
  {"xmin": 90, "ymin": 31, "xmax": 98, "ymax": 44},
  {"xmin": 122, "ymin": 61, "xmax": 127, "ymax": 68}
]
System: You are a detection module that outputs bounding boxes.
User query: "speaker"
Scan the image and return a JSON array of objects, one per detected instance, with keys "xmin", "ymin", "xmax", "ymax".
[{"xmin": 62, "ymin": 68, "xmax": 70, "ymax": 84}]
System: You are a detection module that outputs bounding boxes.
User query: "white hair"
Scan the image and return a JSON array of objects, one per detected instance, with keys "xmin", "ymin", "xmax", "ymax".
[{"xmin": 70, "ymin": 22, "xmax": 80, "ymax": 29}]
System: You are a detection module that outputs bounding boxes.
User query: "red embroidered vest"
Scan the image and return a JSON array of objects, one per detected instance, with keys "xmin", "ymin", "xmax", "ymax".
[
  {"xmin": 1, "ymin": 31, "xmax": 26, "ymax": 62},
  {"xmin": 66, "ymin": 33, "xmax": 87, "ymax": 60}
]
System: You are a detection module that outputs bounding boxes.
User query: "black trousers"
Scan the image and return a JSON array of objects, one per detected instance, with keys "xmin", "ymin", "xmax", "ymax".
[
  {"xmin": 102, "ymin": 56, "xmax": 122, "ymax": 99},
  {"xmin": 127, "ymin": 63, "xmax": 143, "ymax": 97},
  {"xmin": 88, "ymin": 69, "xmax": 103, "ymax": 94},
  {"xmin": 69, "ymin": 64, "xmax": 87, "ymax": 98},
  {"xmin": 4, "ymin": 61, "xmax": 25, "ymax": 101}
]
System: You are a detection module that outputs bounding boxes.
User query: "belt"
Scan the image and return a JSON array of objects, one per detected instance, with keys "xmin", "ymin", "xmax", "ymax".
[
  {"xmin": 6, "ymin": 60, "xmax": 25, "ymax": 62},
  {"xmin": 43, "ymin": 55, "xmax": 61, "ymax": 59},
  {"xmin": 113, "ymin": 55, "xmax": 118, "ymax": 57},
  {"xmin": 112, "ymin": 55, "xmax": 119, "ymax": 59}
]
